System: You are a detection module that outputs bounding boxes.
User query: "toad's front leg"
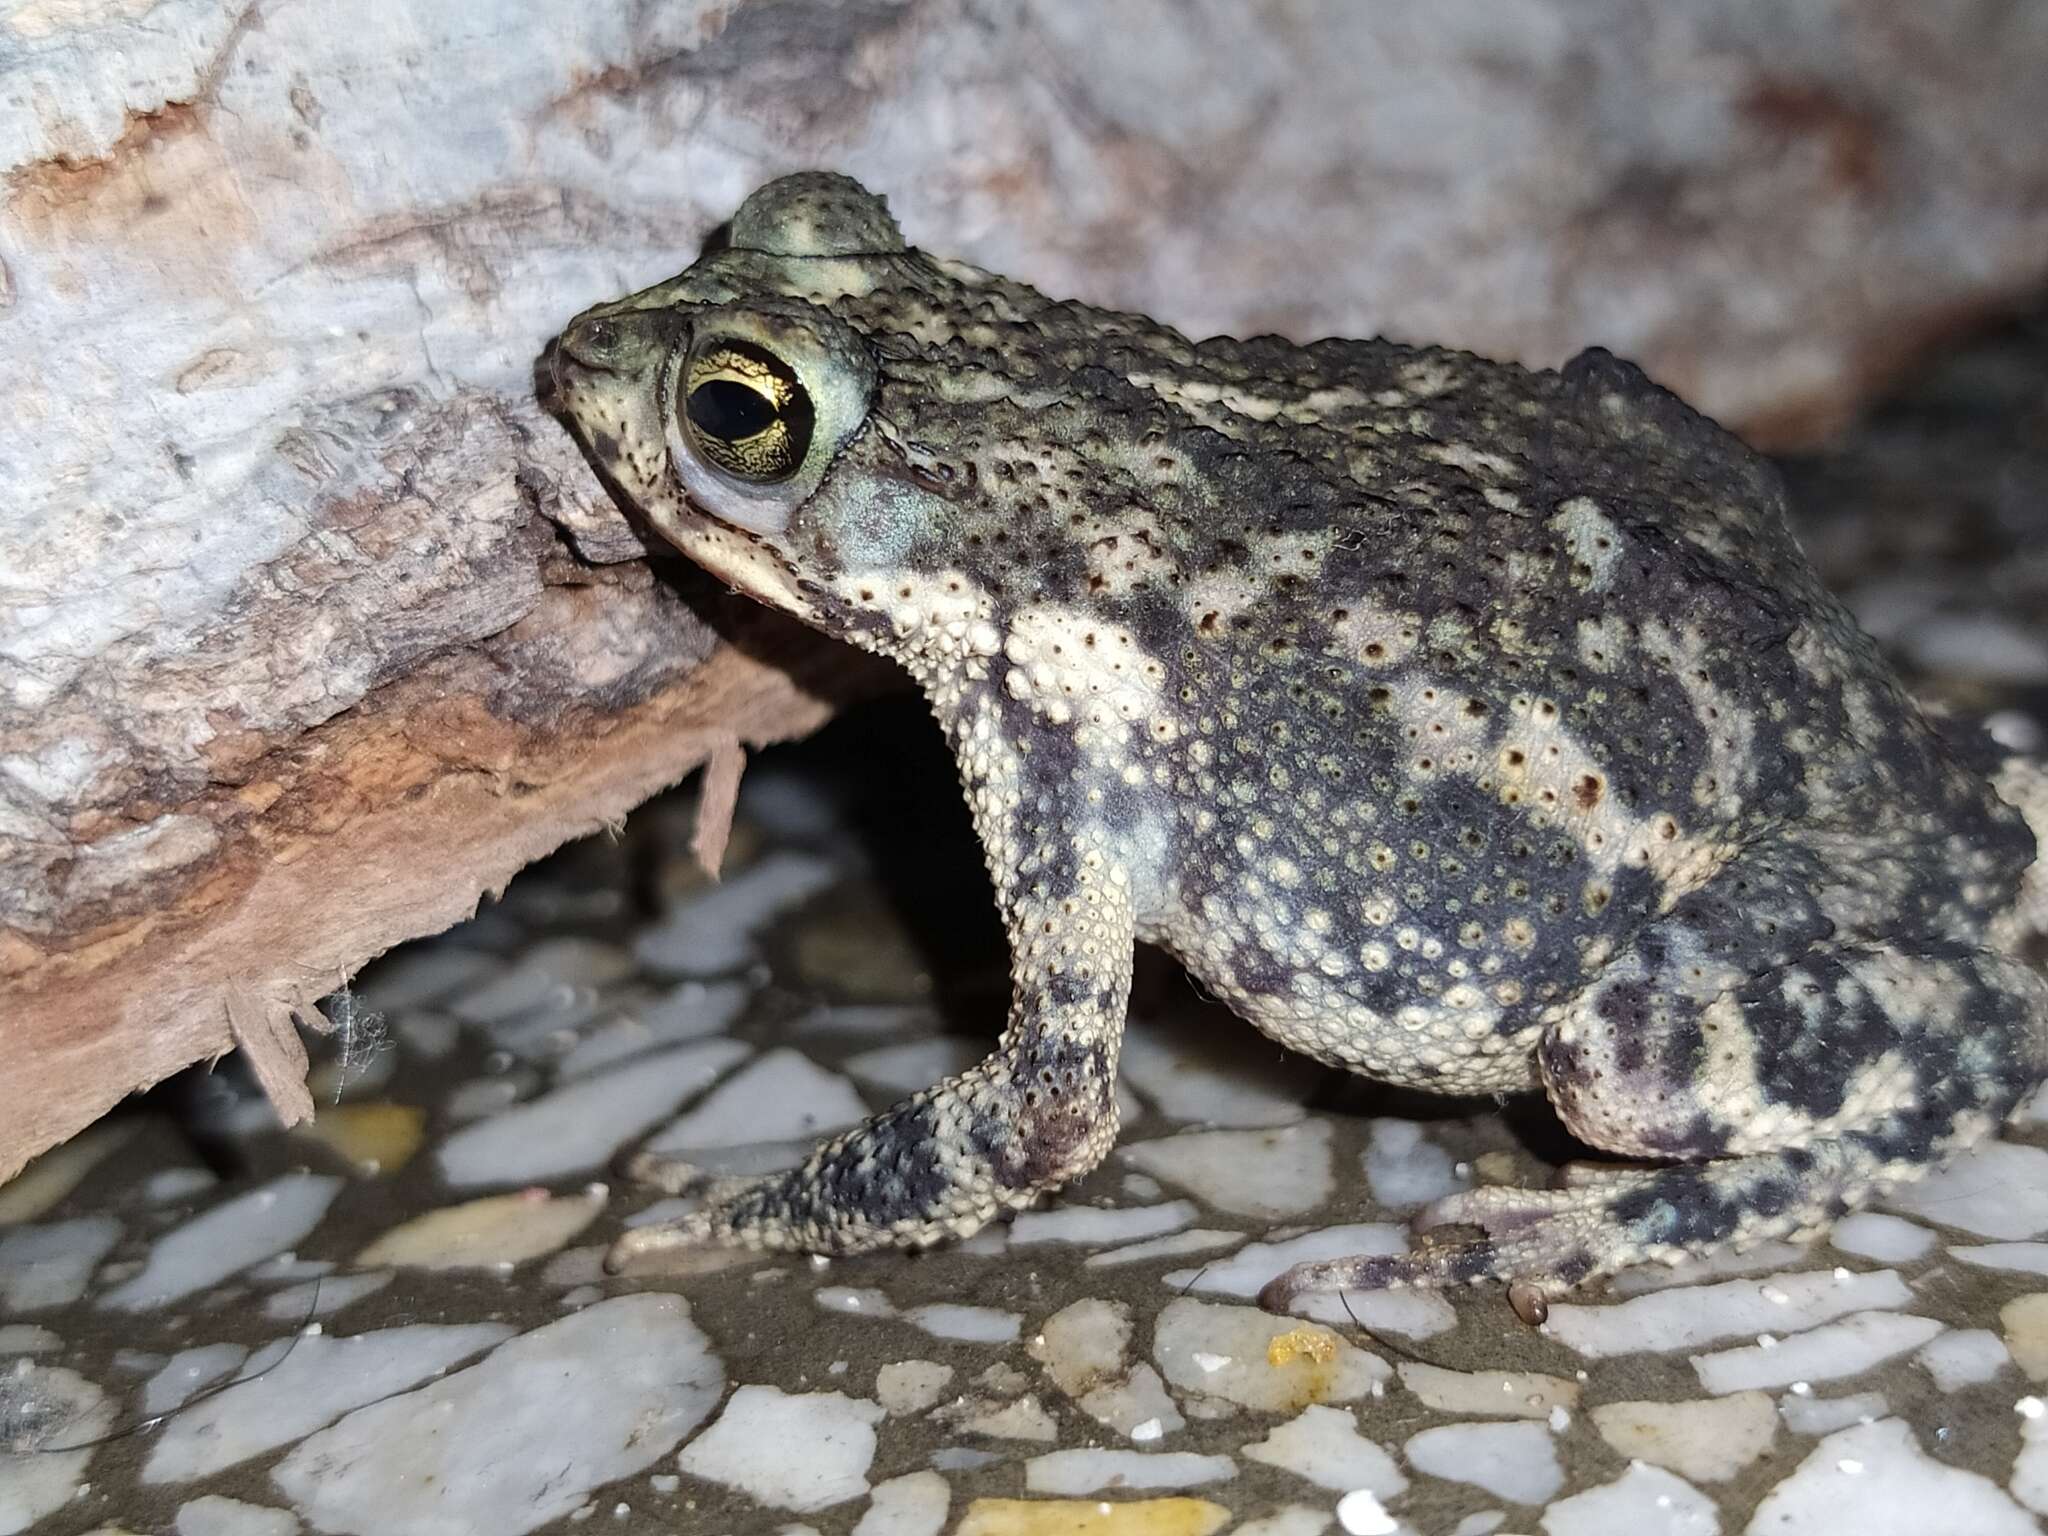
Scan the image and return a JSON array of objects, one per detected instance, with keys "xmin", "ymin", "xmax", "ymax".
[{"xmin": 607, "ymin": 861, "xmax": 1136, "ymax": 1269}]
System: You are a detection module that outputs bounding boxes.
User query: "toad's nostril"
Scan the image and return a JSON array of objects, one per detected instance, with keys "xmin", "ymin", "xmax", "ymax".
[{"xmin": 559, "ymin": 316, "xmax": 622, "ymax": 371}]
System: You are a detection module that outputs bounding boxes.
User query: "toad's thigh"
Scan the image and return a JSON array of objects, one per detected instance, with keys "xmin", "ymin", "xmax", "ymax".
[{"xmin": 1545, "ymin": 925, "xmax": 2047, "ymax": 1164}]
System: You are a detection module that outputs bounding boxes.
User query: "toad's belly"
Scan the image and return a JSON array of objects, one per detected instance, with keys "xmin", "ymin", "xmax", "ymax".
[{"xmin": 1142, "ymin": 910, "xmax": 1548, "ymax": 1095}]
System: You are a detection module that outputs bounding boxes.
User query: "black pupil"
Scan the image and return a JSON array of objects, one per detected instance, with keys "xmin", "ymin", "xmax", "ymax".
[{"xmin": 688, "ymin": 379, "xmax": 778, "ymax": 442}]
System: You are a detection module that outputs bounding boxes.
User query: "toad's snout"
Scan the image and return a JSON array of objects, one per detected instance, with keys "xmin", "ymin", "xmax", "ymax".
[{"xmin": 555, "ymin": 315, "xmax": 626, "ymax": 376}]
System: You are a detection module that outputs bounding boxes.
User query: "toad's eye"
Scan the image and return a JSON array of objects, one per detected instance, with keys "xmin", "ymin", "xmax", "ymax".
[{"xmin": 680, "ymin": 341, "xmax": 813, "ymax": 482}]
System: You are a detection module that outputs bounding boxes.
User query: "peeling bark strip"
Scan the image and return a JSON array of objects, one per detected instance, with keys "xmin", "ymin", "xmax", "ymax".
[
  {"xmin": 691, "ymin": 735, "xmax": 748, "ymax": 880},
  {"xmin": 224, "ymin": 979, "xmax": 317, "ymax": 1131},
  {"xmin": 4, "ymin": 1, "xmax": 2047, "ymax": 1175},
  {"xmin": 0, "ymin": 618, "xmax": 870, "ymax": 1184}
]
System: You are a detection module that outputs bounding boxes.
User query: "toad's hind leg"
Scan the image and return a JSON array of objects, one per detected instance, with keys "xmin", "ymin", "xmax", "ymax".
[{"xmin": 1262, "ymin": 841, "xmax": 2048, "ymax": 1306}]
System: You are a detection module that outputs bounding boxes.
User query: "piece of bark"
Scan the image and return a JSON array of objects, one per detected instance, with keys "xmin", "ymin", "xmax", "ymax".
[
  {"xmin": 690, "ymin": 736, "xmax": 749, "ymax": 881},
  {"xmin": 6, "ymin": 0, "xmax": 2048, "ymax": 1177},
  {"xmin": 223, "ymin": 980, "xmax": 317, "ymax": 1131},
  {"xmin": 0, "ymin": 598, "xmax": 878, "ymax": 1180}
]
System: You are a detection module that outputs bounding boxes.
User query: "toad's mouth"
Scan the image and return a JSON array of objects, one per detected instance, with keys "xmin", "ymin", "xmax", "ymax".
[{"xmin": 654, "ymin": 492, "xmax": 819, "ymax": 621}]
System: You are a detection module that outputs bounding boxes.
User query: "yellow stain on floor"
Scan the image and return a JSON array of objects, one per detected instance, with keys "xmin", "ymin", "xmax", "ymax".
[
  {"xmin": 295, "ymin": 1103, "xmax": 426, "ymax": 1174},
  {"xmin": 1265, "ymin": 1325, "xmax": 1338, "ymax": 1368},
  {"xmin": 2003, "ymin": 1292, "xmax": 2048, "ymax": 1380},
  {"xmin": 0, "ymin": 1120, "xmax": 138, "ymax": 1223},
  {"xmin": 954, "ymin": 1496, "xmax": 1231, "ymax": 1536},
  {"xmin": 356, "ymin": 1187, "xmax": 605, "ymax": 1269}
]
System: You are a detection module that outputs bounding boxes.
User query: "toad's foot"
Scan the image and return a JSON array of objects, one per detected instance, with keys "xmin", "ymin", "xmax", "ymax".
[
  {"xmin": 604, "ymin": 1067, "xmax": 1116, "ymax": 1272},
  {"xmin": 604, "ymin": 1077, "xmax": 1122, "ymax": 1271},
  {"xmin": 1257, "ymin": 1153, "xmax": 1839, "ymax": 1309},
  {"xmin": 602, "ymin": 1162, "xmax": 769, "ymax": 1273},
  {"xmin": 610, "ymin": 861, "xmax": 1138, "ymax": 1274}
]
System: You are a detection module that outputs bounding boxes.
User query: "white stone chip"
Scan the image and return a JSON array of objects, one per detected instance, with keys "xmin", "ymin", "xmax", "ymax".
[
  {"xmin": 1745, "ymin": 1417, "xmax": 2036, "ymax": 1533},
  {"xmin": 1885, "ymin": 1141, "xmax": 2048, "ymax": 1239},
  {"xmin": 1116, "ymin": 1014, "xmax": 1316, "ymax": 1128},
  {"xmin": 261, "ymin": 1270, "xmax": 393, "ymax": 1321},
  {"xmin": 273, "ymin": 1296, "xmax": 723, "ymax": 1536},
  {"xmin": 1690, "ymin": 1311, "xmax": 1943, "ymax": 1395},
  {"xmin": 0, "ymin": 1364, "xmax": 113, "ymax": 1533},
  {"xmin": 1335, "ymin": 1488, "xmax": 1400, "ymax": 1535},
  {"xmin": 147, "ymin": 1168, "xmax": 224, "ymax": 1206},
  {"xmin": 1777, "ymin": 1390, "xmax": 1888, "ymax": 1436},
  {"xmin": 1403, "ymin": 1421, "xmax": 1562, "ymax": 1505},
  {"xmin": 1086, "ymin": 1229, "xmax": 1248, "ymax": 1268},
  {"xmin": 0, "ymin": 1215, "xmax": 121, "ymax": 1312},
  {"xmin": 951, "ymin": 1394, "xmax": 1058, "ymax": 1442},
  {"xmin": 2014, "ymin": 1400, "xmax": 2048, "ymax": 1516},
  {"xmin": 1010, "ymin": 1201, "xmax": 1200, "ymax": 1247},
  {"xmin": 668, "ymin": 1140, "xmax": 819, "ymax": 1179},
  {"xmin": 1826, "ymin": 1213, "xmax": 1933, "ymax": 1264},
  {"xmin": 903, "ymin": 1304, "xmax": 1021, "ymax": 1343},
  {"xmin": 1164, "ymin": 1222, "xmax": 1456, "ymax": 1339},
  {"xmin": 0, "ymin": 1326, "xmax": 58, "ymax": 1356},
  {"xmin": 1953, "ymin": 1243, "xmax": 2048, "ymax": 1277},
  {"xmin": 956, "ymin": 1225, "xmax": 1012, "ymax": 1258},
  {"xmin": 438, "ymin": 1039, "xmax": 748, "ymax": 1186},
  {"xmin": 1915, "ymin": 1328, "xmax": 2011, "ymax": 1391},
  {"xmin": 1587, "ymin": 1393, "xmax": 1775, "ymax": 1482},
  {"xmin": 1240, "ymin": 1506, "xmax": 1337, "ymax": 1536},
  {"xmin": 1086, "ymin": 1364, "xmax": 1187, "ymax": 1440},
  {"xmin": 677, "ymin": 1386, "xmax": 883, "ymax": 1512},
  {"xmin": 642, "ymin": 1047, "xmax": 868, "ymax": 1155},
  {"xmin": 142, "ymin": 1344, "xmax": 250, "ymax": 1418},
  {"xmin": 1118, "ymin": 1121, "xmax": 1334, "ymax": 1217},
  {"xmin": 633, "ymin": 851, "xmax": 839, "ymax": 975},
  {"xmin": 1537, "ymin": 1462, "xmax": 1718, "ymax": 1535},
  {"xmin": 555, "ymin": 980, "xmax": 752, "ymax": 1078},
  {"xmin": 845, "ymin": 1038, "xmax": 985, "ymax": 1096},
  {"xmin": 355, "ymin": 945, "xmax": 497, "ymax": 1013},
  {"xmin": 1026, "ymin": 1297, "xmax": 1184, "ymax": 1439},
  {"xmin": 174, "ymin": 1494, "xmax": 301, "ymax": 1536},
  {"xmin": 1607, "ymin": 1241, "xmax": 1811, "ymax": 1295},
  {"xmin": 1542, "ymin": 1269, "xmax": 1911, "ymax": 1358},
  {"xmin": 103, "ymin": 1176, "xmax": 342, "ymax": 1311},
  {"xmin": 1031, "ymin": 1298, "xmax": 1132, "ymax": 1393},
  {"xmin": 1902, "ymin": 615, "xmax": 2048, "ymax": 686},
  {"xmin": 1153, "ymin": 1298, "xmax": 1390, "ymax": 1411},
  {"xmin": 1397, "ymin": 1363, "xmax": 1579, "ymax": 1420},
  {"xmin": 1023, "ymin": 1448, "xmax": 1236, "ymax": 1494},
  {"xmin": 1362, "ymin": 1118, "xmax": 1469, "ymax": 1208},
  {"xmin": 145, "ymin": 1324, "xmax": 514, "ymax": 1483},
  {"xmin": 818, "ymin": 1286, "xmax": 894, "ymax": 1317},
  {"xmin": 851, "ymin": 1470, "xmax": 949, "ymax": 1536},
  {"xmin": 394, "ymin": 1010, "xmax": 461, "ymax": 1059},
  {"xmin": 795, "ymin": 1004, "xmax": 943, "ymax": 1036},
  {"xmin": 875, "ymin": 1361, "xmax": 954, "ymax": 1415},
  {"xmin": 443, "ymin": 1074, "xmax": 532, "ymax": 1123},
  {"xmin": 1244, "ymin": 1404, "xmax": 1407, "ymax": 1496},
  {"xmin": 449, "ymin": 936, "xmax": 634, "ymax": 1027}
]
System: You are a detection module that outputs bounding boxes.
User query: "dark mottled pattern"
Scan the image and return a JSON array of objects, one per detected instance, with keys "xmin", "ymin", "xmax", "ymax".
[
  {"xmin": 755, "ymin": 1100, "xmax": 954, "ymax": 1234},
  {"xmin": 558, "ymin": 174, "xmax": 2048, "ymax": 1291}
]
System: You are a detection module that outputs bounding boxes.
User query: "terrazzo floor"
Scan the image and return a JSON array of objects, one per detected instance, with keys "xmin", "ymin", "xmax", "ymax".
[{"xmin": 6, "ymin": 311, "xmax": 2048, "ymax": 1536}]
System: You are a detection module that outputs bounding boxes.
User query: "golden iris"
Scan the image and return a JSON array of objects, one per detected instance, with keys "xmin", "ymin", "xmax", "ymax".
[{"xmin": 681, "ymin": 341, "xmax": 813, "ymax": 482}]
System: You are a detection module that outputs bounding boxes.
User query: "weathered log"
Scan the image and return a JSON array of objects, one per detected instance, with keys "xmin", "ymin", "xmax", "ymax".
[{"xmin": 5, "ymin": 0, "xmax": 2047, "ymax": 1179}]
